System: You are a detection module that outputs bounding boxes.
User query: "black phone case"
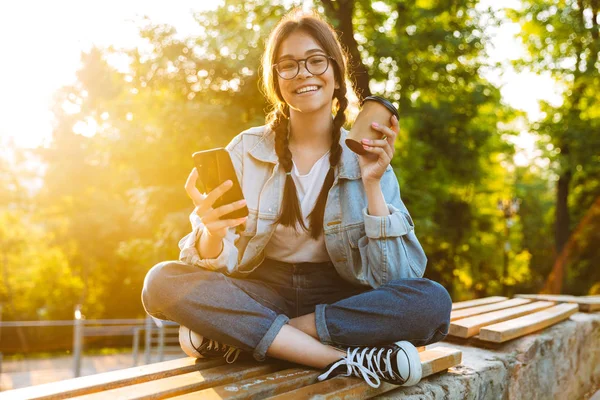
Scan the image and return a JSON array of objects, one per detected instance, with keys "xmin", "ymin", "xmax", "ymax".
[{"xmin": 192, "ymin": 148, "xmax": 249, "ymax": 220}]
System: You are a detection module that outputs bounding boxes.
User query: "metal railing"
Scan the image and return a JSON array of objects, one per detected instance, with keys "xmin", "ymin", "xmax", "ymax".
[
  {"xmin": 133, "ymin": 317, "xmax": 180, "ymax": 367},
  {"xmin": 0, "ymin": 306, "xmax": 181, "ymax": 378}
]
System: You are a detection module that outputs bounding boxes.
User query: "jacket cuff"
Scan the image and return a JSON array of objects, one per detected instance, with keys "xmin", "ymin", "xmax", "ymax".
[
  {"xmin": 178, "ymin": 212, "xmax": 232, "ymax": 271},
  {"xmin": 362, "ymin": 204, "xmax": 415, "ymax": 239}
]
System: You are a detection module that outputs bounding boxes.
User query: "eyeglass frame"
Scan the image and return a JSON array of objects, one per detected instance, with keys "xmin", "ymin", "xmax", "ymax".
[{"xmin": 273, "ymin": 54, "xmax": 336, "ymax": 80}]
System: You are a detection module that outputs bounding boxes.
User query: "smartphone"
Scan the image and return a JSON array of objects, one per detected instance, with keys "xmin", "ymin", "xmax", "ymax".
[{"xmin": 192, "ymin": 148, "xmax": 248, "ymax": 220}]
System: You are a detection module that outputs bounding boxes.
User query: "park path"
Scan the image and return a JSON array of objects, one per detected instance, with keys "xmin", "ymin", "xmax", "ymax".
[{"xmin": 0, "ymin": 350, "xmax": 185, "ymax": 391}]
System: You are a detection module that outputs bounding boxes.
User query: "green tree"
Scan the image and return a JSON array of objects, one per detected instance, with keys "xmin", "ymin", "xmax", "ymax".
[
  {"xmin": 37, "ymin": 1, "xmax": 292, "ymax": 318},
  {"xmin": 509, "ymin": 0, "xmax": 600, "ymax": 294},
  {"xmin": 10, "ymin": 0, "xmax": 567, "ymax": 322},
  {"xmin": 322, "ymin": 0, "xmax": 521, "ymax": 298}
]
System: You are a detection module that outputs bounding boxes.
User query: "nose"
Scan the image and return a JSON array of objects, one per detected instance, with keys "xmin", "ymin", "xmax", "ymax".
[{"xmin": 297, "ymin": 60, "xmax": 312, "ymax": 78}]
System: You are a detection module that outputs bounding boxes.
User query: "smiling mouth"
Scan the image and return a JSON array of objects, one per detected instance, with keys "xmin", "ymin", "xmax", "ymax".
[{"xmin": 295, "ymin": 85, "xmax": 321, "ymax": 94}]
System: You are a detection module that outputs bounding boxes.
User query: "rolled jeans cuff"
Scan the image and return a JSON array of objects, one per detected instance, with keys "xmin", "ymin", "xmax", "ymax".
[
  {"xmin": 253, "ymin": 314, "xmax": 289, "ymax": 361},
  {"xmin": 315, "ymin": 304, "xmax": 333, "ymax": 345}
]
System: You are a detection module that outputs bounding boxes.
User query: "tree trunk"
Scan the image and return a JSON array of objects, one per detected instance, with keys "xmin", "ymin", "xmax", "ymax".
[
  {"xmin": 542, "ymin": 166, "xmax": 572, "ymax": 294},
  {"xmin": 555, "ymin": 167, "xmax": 572, "ymax": 256},
  {"xmin": 320, "ymin": 0, "xmax": 372, "ymax": 101},
  {"xmin": 551, "ymin": 166, "xmax": 572, "ymax": 293},
  {"xmin": 543, "ymin": 0, "xmax": 598, "ymax": 293}
]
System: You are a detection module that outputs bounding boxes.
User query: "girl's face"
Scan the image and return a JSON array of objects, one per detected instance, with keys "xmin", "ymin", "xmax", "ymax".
[{"xmin": 275, "ymin": 30, "xmax": 337, "ymax": 115}]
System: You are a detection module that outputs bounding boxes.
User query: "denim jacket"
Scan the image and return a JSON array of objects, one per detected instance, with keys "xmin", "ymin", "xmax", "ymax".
[{"xmin": 179, "ymin": 125, "xmax": 427, "ymax": 288}]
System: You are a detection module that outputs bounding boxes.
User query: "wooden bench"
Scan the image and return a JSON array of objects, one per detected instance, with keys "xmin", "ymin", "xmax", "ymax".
[
  {"xmin": 515, "ymin": 294, "xmax": 600, "ymax": 312},
  {"xmin": 448, "ymin": 295, "xmax": 585, "ymax": 342},
  {"xmin": 0, "ymin": 346, "xmax": 462, "ymax": 399},
  {"xmin": 9, "ymin": 293, "xmax": 588, "ymax": 398}
]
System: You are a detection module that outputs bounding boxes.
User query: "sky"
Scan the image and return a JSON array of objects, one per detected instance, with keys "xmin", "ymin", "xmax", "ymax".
[
  {"xmin": 0, "ymin": 0, "xmax": 563, "ymax": 165},
  {"xmin": 0, "ymin": 0, "xmax": 212, "ymax": 149}
]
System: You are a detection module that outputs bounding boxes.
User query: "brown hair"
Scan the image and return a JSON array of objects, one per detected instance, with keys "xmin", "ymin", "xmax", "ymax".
[{"xmin": 261, "ymin": 10, "xmax": 349, "ymax": 239}]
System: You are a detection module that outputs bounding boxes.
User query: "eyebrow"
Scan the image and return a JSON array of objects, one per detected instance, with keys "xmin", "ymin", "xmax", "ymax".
[{"xmin": 277, "ymin": 48, "xmax": 326, "ymax": 61}]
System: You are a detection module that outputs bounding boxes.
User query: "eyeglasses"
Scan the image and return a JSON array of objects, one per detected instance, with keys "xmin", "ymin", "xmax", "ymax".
[{"xmin": 273, "ymin": 54, "xmax": 335, "ymax": 80}]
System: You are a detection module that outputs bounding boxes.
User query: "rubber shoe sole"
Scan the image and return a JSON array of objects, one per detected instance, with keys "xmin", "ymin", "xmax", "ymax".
[
  {"xmin": 395, "ymin": 340, "xmax": 422, "ymax": 386},
  {"xmin": 178, "ymin": 326, "xmax": 204, "ymax": 358}
]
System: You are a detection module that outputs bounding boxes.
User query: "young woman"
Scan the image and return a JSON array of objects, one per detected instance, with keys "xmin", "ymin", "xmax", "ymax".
[{"xmin": 142, "ymin": 10, "xmax": 451, "ymax": 389}]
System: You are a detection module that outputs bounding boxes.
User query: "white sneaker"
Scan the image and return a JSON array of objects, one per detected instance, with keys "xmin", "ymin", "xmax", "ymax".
[
  {"xmin": 178, "ymin": 325, "xmax": 241, "ymax": 363},
  {"xmin": 317, "ymin": 341, "xmax": 422, "ymax": 388}
]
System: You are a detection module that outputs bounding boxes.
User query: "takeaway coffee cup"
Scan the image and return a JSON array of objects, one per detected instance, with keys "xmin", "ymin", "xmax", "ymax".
[{"xmin": 346, "ymin": 96, "xmax": 400, "ymax": 155}]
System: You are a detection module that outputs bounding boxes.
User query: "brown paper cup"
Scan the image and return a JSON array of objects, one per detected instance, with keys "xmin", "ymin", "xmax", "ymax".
[{"xmin": 346, "ymin": 96, "xmax": 399, "ymax": 155}]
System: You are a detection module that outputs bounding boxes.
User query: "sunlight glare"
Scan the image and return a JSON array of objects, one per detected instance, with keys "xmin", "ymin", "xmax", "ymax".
[
  {"xmin": 0, "ymin": 0, "xmax": 562, "ymax": 169},
  {"xmin": 0, "ymin": 0, "xmax": 219, "ymax": 149}
]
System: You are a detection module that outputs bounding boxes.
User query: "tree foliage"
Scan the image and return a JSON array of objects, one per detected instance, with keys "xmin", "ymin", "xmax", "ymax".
[
  {"xmin": 1, "ymin": 0, "xmax": 598, "ymax": 322},
  {"xmin": 508, "ymin": 0, "xmax": 600, "ymax": 294}
]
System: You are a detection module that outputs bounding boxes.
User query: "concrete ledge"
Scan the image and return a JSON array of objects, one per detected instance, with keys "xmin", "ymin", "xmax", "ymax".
[{"xmin": 382, "ymin": 312, "xmax": 600, "ymax": 399}]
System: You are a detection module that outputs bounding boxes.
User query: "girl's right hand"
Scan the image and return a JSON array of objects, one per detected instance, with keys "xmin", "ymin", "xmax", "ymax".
[{"xmin": 184, "ymin": 168, "xmax": 248, "ymax": 240}]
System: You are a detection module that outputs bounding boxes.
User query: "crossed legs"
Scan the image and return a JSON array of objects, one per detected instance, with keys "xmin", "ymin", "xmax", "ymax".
[{"xmin": 142, "ymin": 261, "xmax": 451, "ymax": 367}]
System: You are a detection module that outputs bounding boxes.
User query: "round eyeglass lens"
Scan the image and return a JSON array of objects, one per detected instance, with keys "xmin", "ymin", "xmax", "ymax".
[{"xmin": 276, "ymin": 55, "xmax": 330, "ymax": 79}]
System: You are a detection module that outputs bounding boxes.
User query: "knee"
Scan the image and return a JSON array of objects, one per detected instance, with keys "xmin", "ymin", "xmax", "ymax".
[
  {"xmin": 420, "ymin": 280, "xmax": 451, "ymax": 344},
  {"xmin": 386, "ymin": 278, "xmax": 451, "ymax": 345},
  {"xmin": 141, "ymin": 261, "xmax": 180, "ymax": 316},
  {"xmin": 386, "ymin": 278, "xmax": 452, "ymax": 326},
  {"xmin": 427, "ymin": 280, "xmax": 452, "ymax": 326}
]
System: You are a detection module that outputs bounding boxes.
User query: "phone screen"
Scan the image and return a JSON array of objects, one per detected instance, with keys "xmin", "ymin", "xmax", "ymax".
[
  {"xmin": 193, "ymin": 151, "xmax": 219, "ymax": 194},
  {"xmin": 192, "ymin": 148, "xmax": 248, "ymax": 220}
]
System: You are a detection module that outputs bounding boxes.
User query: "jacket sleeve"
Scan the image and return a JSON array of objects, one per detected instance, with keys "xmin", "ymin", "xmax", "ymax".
[
  {"xmin": 177, "ymin": 135, "xmax": 245, "ymax": 274},
  {"xmin": 356, "ymin": 166, "xmax": 427, "ymax": 287}
]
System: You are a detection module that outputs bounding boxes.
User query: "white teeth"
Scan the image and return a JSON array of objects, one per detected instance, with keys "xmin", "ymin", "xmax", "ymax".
[{"xmin": 295, "ymin": 86, "xmax": 319, "ymax": 94}]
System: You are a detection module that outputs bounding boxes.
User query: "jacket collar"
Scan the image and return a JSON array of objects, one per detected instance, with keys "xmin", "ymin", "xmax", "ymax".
[{"xmin": 248, "ymin": 126, "xmax": 361, "ymax": 180}]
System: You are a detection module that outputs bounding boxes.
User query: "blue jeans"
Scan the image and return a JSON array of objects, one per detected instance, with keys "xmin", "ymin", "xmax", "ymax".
[{"xmin": 141, "ymin": 258, "xmax": 451, "ymax": 361}]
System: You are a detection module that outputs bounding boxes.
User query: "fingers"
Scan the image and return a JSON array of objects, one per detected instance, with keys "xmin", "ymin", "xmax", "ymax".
[
  {"xmin": 371, "ymin": 121, "xmax": 398, "ymax": 142},
  {"xmin": 185, "ymin": 168, "xmax": 198, "ymax": 192},
  {"xmin": 203, "ymin": 199, "xmax": 247, "ymax": 222},
  {"xmin": 361, "ymin": 143, "xmax": 391, "ymax": 165},
  {"xmin": 188, "ymin": 172, "xmax": 234, "ymax": 218},
  {"xmin": 361, "ymin": 137, "xmax": 393, "ymax": 160},
  {"xmin": 367, "ymin": 120, "xmax": 397, "ymax": 159},
  {"xmin": 185, "ymin": 168, "xmax": 206, "ymax": 206},
  {"xmin": 204, "ymin": 216, "xmax": 248, "ymax": 232},
  {"xmin": 194, "ymin": 203, "xmax": 209, "ymax": 223},
  {"xmin": 203, "ymin": 180, "xmax": 233, "ymax": 208}
]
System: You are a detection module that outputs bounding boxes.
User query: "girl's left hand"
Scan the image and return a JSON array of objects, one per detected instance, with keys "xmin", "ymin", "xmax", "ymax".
[{"xmin": 357, "ymin": 114, "xmax": 399, "ymax": 184}]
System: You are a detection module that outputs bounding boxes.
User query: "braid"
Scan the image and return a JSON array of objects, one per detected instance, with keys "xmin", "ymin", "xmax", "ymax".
[
  {"xmin": 307, "ymin": 85, "xmax": 349, "ymax": 239},
  {"xmin": 330, "ymin": 88, "xmax": 348, "ymax": 166},
  {"xmin": 273, "ymin": 109, "xmax": 292, "ymax": 171},
  {"xmin": 272, "ymin": 107, "xmax": 308, "ymax": 231}
]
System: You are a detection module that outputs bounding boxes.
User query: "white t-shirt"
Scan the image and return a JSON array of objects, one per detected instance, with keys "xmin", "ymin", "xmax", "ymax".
[{"xmin": 264, "ymin": 151, "xmax": 331, "ymax": 263}]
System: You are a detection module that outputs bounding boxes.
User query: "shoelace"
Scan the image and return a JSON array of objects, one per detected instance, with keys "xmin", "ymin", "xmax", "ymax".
[
  {"xmin": 318, "ymin": 346, "xmax": 398, "ymax": 388},
  {"xmin": 206, "ymin": 339, "xmax": 242, "ymax": 363},
  {"xmin": 190, "ymin": 331, "xmax": 241, "ymax": 363}
]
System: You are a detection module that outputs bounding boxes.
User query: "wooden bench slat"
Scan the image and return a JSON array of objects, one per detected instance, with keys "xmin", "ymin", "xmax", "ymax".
[
  {"xmin": 450, "ymin": 298, "xmax": 531, "ymax": 321},
  {"xmin": 0, "ymin": 357, "xmax": 225, "ymax": 400},
  {"xmin": 449, "ymin": 301, "xmax": 556, "ymax": 338},
  {"xmin": 451, "ymin": 296, "xmax": 508, "ymax": 311},
  {"xmin": 172, "ymin": 368, "xmax": 320, "ymax": 399},
  {"xmin": 478, "ymin": 303, "xmax": 579, "ymax": 343},
  {"xmin": 171, "ymin": 348, "xmax": 428, "ymax": 399},
  {"xmin": 515, "ymin": 294, "xmax": 600, "ymax": 312},
  {"xmin": 417, "ymin": 347, "xmax": 462, "ymax": 376},
  {"xmin": 264, "ymin": 347, "xmax": 462, "ymax": 399},
  {"xmin": 71, "ymin": 362, "xmax": 283, "ymax": 400}
]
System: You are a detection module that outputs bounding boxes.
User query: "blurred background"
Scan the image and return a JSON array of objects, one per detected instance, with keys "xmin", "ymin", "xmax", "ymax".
[{"xmin": 0, "ymin": 0, "xmax": 599, "ymax": 388}]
